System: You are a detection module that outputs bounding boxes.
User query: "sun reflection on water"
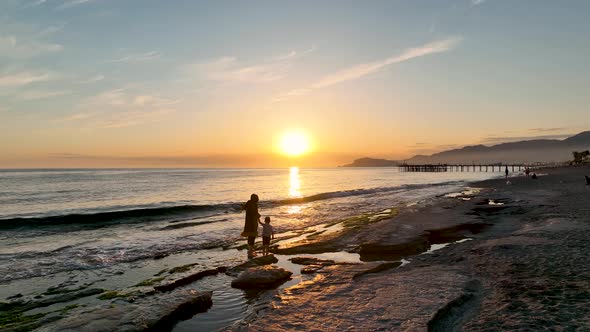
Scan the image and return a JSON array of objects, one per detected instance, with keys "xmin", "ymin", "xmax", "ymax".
[
  {"xmin": 288, "ymin": 167, "xmax": 302, "ymax": 214},
  {"xmin": 287, "ymin": 205, "xmax": 302, "ymax": 214},
  {"xmin": 289, "ymin": 166, "xmax": 301, "ymax": 198}
]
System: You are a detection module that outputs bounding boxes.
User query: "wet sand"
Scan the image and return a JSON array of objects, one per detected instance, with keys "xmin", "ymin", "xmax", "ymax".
[{"xmin": 231, "ymin": 166, "xmax": 590, "ymax": 331}]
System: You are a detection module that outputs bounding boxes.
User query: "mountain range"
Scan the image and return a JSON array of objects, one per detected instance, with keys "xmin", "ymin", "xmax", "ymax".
[{"xmin": 342, "ymin": 131, "xmax": 590, "ymax": 166}]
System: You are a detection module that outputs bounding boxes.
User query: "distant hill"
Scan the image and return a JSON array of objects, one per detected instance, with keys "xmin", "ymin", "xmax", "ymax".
[
  {"xmin": 341, "ymin": 131, "xmax": 590, "ymax": 166},
  {"xmin": 341, "ymin": 157, "xmax": 400, "ymax": 167}
]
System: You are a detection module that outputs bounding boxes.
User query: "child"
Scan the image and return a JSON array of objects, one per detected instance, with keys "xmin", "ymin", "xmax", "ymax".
[{"xmin": 259, "ymin": 216, "xmax": 274, "ymax": 256}]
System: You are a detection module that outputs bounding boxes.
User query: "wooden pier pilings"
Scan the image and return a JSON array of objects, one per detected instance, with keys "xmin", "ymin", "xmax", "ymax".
[{"xmin": 399, "ymin": 164, "xmax": 525, "ymax": 172}]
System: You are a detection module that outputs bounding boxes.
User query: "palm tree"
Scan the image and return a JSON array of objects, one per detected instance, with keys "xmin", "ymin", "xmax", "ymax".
[{"xmin": 572, "ymin": 150, "xmax": 590, "ymax": 164}]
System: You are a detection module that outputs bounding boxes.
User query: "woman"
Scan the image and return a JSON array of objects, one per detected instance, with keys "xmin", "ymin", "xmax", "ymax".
[{"xmin": 241, "ymin": 193, "xmax": 261, "ymax": 257}]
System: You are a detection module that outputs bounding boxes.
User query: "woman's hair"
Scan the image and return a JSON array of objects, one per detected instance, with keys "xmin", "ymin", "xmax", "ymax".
[
  {"xmin": 264, "ymin": 216, "xmax": 271, "ymax": 223},
  {"xmin": 250, "ymin": 193, "xmax": 259, "ymax": 202}
]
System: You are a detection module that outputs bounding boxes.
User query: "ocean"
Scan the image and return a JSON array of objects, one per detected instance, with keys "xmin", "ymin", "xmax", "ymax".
[{"xmin": 0, "ymin": 167, "xmax": 500, "ymax": 330}]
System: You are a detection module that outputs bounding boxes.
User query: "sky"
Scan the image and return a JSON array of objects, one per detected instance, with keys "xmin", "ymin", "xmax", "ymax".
[{"xmin": 1, "ymin": 0, "xmax": 590, "ymax": 168}]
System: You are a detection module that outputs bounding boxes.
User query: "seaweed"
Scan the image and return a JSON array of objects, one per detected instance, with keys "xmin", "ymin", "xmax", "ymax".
[
  {"xmin": 43, "ymin": 283, "xmax": 92, "ymax": 296},
  {"xmin": 0, "ymin": 311, "xmax": 46, "ymax": 332},
  {"xmin": 341, "ymin": 208, "xmax": 398, "ymax": 229},
  {"xmin": 134, "ymin": 276, "xmax": 165, "ymax": 287},
  {"xmin": 168, "ymin": 263, "xmax": 200, "ymax": 274}
]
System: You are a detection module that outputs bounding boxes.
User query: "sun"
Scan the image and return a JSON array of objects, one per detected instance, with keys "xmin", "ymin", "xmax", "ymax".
[{"xmin": 279, "ymin": 132, "xmax": 311, "ymax": 156}]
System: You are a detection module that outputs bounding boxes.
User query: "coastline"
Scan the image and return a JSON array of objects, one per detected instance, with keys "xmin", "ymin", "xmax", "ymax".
[
  {"xmin": 3, "ymin": 167, "xmax": 588, "ymax": 331},
  {"xmin": 230, "ymin": 166, "xmax": 590, "ymax": 331}
]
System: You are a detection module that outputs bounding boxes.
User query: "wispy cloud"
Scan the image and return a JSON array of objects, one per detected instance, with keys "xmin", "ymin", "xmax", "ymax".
[
  {"xmin": 0, "ymin": 71, "xmax": 55, "ymax": 87},
  {"xmin": 57, "ymin": 0, "xmax": 96, "ymax": 9},
  {"xmin": 274, "ymin": 37, "xmax": 462, "ymax": 102},
  {"xmin": 193, "ymin": 56, "xmax": 288, "ymax": 83},
  {"xmin": 18, "ymin": 89, "xmax": 72, "ymax": 100},
  {"xmin": 0, "ymin": 34, "xmax": 63, "ymax": 58},
  {"xmin": 38, "ymin": 24, "xmax": 66, "ymax": 36},
  {"xmin": 64, "ymin": 88, "xmax": 179, "ymax": 128},
  {"xmin": 471, "ymin": 0, "xmax": 486, "ymax": 6},
  {"xmin": 22, "ymin": 0, "xmax": 48, "ymax": 8},
  {"xmin": 407, "ymin": 142, "xmax": 429, "ymax": 148},
  {"xmin": 84, "ymin": 88, "xmax": 178, "ymax": 108},
  {"xmin": 107, "ymin": 51, "xmax": 161, "ymax": 63},
  {"xmin": 98, "ymin": 109, "xmax": 174, "ymax": 128},
  {"xmin": 529, "ymin": 127, "xmax": 568, "ymax": 133},
  {"xmin": 78, "ymin": 74, "xmax": 105, "ymax": 84},
  {"xmin": 64, "ymin": 108, "xmax": 175, "ymax": 129},
  {"xmin": 192, "ymin": 47, "xmax": 315, "ymax": 84},
  {"xmin": 273, "ymin": 46, "xmax": 316, "ymax": 61},
  {"xmin": 480, "ymin": 134, "xmax": 572, "ymax": 144},
  {"xmin": 315, "ymin": 38, "xmax": 460, "ymax": 88}
]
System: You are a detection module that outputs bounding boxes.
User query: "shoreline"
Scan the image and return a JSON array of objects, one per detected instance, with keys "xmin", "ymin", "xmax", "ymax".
[
  {"xmin": 229, "ymin": 166, "xmax": 590, "ymax": 331},
  {"xmin": 1, "ymin": 171, "xmax": 496, "ymax": 331},
  {"xmin": 3, "ymin": 167, "xmax": 588, "ymax": 331}
]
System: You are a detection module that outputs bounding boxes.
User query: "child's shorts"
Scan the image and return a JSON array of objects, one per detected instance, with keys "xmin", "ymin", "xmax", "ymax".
[{"xmin": 262, "ymin": 236, "xmax": 271, "ymax": 245}]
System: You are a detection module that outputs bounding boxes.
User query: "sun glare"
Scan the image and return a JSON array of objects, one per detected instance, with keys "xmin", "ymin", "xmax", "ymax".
[{"xmin": 280, "ymin": 132, "xmax": 311, "ymax": 156}]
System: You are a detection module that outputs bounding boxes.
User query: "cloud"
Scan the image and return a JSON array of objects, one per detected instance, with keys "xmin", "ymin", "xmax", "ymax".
[
  {"xmin": 107, "ymin": 51, "xmax": 161, "ymax": 63},
  {"xmin": 471, "ymin": 0, "xmax": 486, "ymax": 5},
  {"xmin": 407, "ymin": 142, "xmax": 429, "ymax": 147},
  {"xmin": 0, "ymin": 71, "xmax": 55, "ymax": 87},
  {"xmin": 316, "ymin": 37, "xmax": 460, "ymax": 88},
  {"xmin": 78, "ymin": 74, "xmax": 105, "ymax": 84},
  {"xmin": 98, "ymin": 109, "xmax": 174, "ymax": 128},
  {"xmin": 64, "ymin": 88, "xmax": 178, "ymax": 128},
  {"xmin": 48, "ymin": 152, "xmax": 87, "ymax": 158},
  {"xmin": 274, "ymin": 37, "xmax": 462, "ymax": 101},
  {"xmin": 480, "ymin": 134, "xmax": 573, "ymax": 144},
  {"xmin": 23, "ymin": 0, "xmax": 48, "ymax": 8},
  {"xmin": 0, "ymin": 34, "xmax": 63, "ymax": 58},
  {"xmin": 57, "ymin": 0, "xmax": 95, "ymax": 9},
  {"xmin": 528, "ymin": 127, "xmax": 568, "ymax": 133},
  {"xmin": 62, "ymin": 111, "xmax": 99, "ymax": 121},
  {"xmin": 273, "ymin": 46, "xmax": 316, "ymax": 61},
  {"xmin": 43, "ymin": 151, "xmax": 361, "ymax": 168},
  {"xmin": 38, "ymin": 25, "xmax": 66, "ymax": 36},
  {"xmin": 84, "ymin": 88, "xmax": 178, "ymax": 108},
  {"xmin": 191, "ymin": 47, "xmax": 314, "ymax": 84},
  {"xmin": 18, "ymin": 89, "xmax": 72, "ymax": 100},
  {"xmin": 193, "ymin": 56, "xmax": 288, "ymax": 83}
]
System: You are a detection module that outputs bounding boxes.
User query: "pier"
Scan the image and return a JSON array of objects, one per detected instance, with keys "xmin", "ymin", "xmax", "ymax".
[{"xmin": 399, "ymin": 164, "xmax": 527, "ymax": 172}]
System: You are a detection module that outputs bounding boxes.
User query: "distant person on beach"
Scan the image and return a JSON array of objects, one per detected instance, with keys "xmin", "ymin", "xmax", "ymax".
[
  {"xmin": 241, "ymin": 194, "xmax": 260, "ymax": 258},
  {"xmin": 259, "ymin": 216, "xmax": 274, "ymax": 256},
  {"xmin": 505, "ymin": 166, "xmax": 509, "ymax": 179},
  {"xmin": 525, "ymin": 167, "xmax": 530, "ymax": 177},
  {"xmin": 532, "ymin": 173, "xmax": 538, "ymax": 180}
]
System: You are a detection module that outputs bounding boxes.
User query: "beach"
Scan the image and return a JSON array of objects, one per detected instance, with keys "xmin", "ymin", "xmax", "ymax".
[
  {"xmin": 230, "ymin": 166, "xmax": 590, "ymax": 331},
  {"xmin": 0, "ymin": 168, "xmax": 495, "ymax": 331},
  {"xmin": 2, "ymin": 166, "xmax": 589, "ymax": 331}
]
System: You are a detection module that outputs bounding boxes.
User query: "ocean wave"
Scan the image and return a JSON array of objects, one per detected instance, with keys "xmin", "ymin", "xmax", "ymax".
[
  {"xmin": 0, "ymin": 203, "xmax": 241, "ymax": 230},
  {"xmin": 272, "ymin": 180, "xmax": 461, "ymax": 205},
  {"xmin": 0, "ymin": 181, "xmax": 462, "ymax": 230}
]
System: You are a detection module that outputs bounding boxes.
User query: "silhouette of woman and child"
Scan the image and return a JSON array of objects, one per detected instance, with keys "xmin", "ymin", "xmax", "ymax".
[{"xmin": 241, "ymin": 194, "xmax": 274, "ymax": 258}]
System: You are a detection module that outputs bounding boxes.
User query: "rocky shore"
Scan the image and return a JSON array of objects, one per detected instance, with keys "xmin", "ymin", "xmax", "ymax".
[
  {"xmin": 231, "ymin": 166, "xmax": 590, "ymax": 331},
  {"xmin": 2, "ymin": 166, "xmax": 588, "ymax": 331}
]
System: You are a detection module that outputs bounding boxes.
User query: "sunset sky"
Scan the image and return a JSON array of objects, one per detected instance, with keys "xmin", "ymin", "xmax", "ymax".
[{"xmin": 1, "ymin": 0, "xmax": 589, "ymax": 167}]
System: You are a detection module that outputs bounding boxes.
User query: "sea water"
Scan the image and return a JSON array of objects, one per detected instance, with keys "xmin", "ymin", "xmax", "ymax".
[{"xmin": 0, "ymin": 167, "xmax": 499, "ymax": 329}]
